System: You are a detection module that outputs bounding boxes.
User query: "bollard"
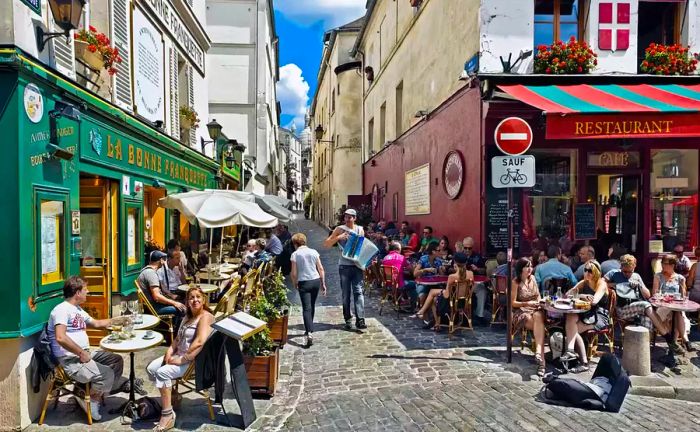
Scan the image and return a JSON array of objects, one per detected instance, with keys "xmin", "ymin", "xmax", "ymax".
[{"xmin": 622, "ymin": 325, "xmax": 651, "ymax": 376}]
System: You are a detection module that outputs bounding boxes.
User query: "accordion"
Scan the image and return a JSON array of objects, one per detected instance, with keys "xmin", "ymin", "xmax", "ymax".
[{"xmin": 341, "ymin": 232, "xmax": 379, "ymax": 270}]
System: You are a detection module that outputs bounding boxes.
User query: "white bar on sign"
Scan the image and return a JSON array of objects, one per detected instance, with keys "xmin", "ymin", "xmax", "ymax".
[{"xmin": 500, "ymin": 133, "xmax": 528, "ymax": 140}]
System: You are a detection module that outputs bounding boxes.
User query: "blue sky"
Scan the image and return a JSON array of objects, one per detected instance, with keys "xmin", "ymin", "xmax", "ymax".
[{"xmin": 273, "ymin": 0, "xmax": 366, "ymax": 131}]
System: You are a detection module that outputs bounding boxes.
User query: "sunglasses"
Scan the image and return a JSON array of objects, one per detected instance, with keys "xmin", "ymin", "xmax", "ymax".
[
  {"xmin": 464, "ymin": 246, "xmax": 473, "ymax": 250},
  {"xmin": 584, "ymin": 268, "xmax": 593, "ymax": 273}
]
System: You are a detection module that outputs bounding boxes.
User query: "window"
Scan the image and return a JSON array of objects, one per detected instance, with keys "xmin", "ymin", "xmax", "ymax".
[
  {"xmin": 379, "ymin": 102, "xmax": 386, "ymax": 147},
  {"xmin": 124, "ymin": 201, "xmax": 143, "ymax": 273},
  {"xmin": 637, "ymin": 1, "xmax": 681, "ymax": 69},
  {"xmin": 395, "ymin": 81, "xmax": 403, "ymax": 138},
  {"xmin": 37, "ymin": 194, "xmax": 68, "ymax": 292},
  {"xmin": 534, "ymin": 0, "xmax": 581, "ymax": 48},
  {"xmin": 650, "ymin": 149, "xmax": 698, "ymax": 253},
  {"xmin": 368, "ymin": 118, "xmax": 375, "ymax": 153}
]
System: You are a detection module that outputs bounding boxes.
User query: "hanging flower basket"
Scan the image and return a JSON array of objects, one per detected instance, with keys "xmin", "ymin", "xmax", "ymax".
[
  {"xmin": 640, "ymin": 43, "xmax": 698, "ymax": 75},
  {"xmin": 179, "ymin": 106, "xmax": 200, "ymax": 131},
  {"xmin": 74, "ymin": 26, "xmax": 122, "ymax": 75},
  {"xmin": 534, "ymin": 37, "xmax": 597, "ymax": 74},
  {"xmin": 74, "ymin": 39, "xmax": 105, "ymax": 70}
]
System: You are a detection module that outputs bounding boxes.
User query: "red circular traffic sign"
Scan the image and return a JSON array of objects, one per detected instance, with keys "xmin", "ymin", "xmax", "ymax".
[{"xmin": 494, "ymin": 117, "xmax": 533, "ymax": 155}]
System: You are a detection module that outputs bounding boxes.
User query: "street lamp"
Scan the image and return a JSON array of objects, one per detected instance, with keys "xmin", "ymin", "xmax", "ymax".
[
  {"xmin": 223, "ymin": 139, "xmax": 246, "ymax": 169},
  {"xmin": 314, "ymin": 124, "xmax": 334, "ymax": 143},
  {"xmin": 200, "ymin": 119, "xmax": 223, "ymax": 156},
  {"xmin": 37, "ymin": 0, "xmax": 86, "ymax": 52}
]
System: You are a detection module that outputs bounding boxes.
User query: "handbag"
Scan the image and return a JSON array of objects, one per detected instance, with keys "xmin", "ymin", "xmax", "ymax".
[{"xmin": 136, "ymin": 396, "xmax": 162, "ymax": 420}]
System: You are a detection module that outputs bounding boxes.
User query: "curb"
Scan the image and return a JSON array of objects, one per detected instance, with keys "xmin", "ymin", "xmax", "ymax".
[{"xmin": 629, "ymin": 376, "xmax": 700, "ymax": 403}]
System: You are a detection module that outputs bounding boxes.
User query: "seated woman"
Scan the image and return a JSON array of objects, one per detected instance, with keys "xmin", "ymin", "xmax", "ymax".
[
  {"xmin": 561, "ymin": 260, "xmax": 609, "ymax": 373},
  {"xmin": 147, "ymin": 286, "xmax": 214, "ymax": 431},
  {"xmin": 511, "ymin": 257, "xmax": 547, "ymax": 377},
  {"xmin": 411, "ymin": 252, "xmax": 473, "ymax": 329},
  {"xmin": 653, "ymin": 254, "xmax": 691, "ymax": 351},
  {"xmin": 437, "ymin": 236, "xmax": 453, "ymax": 261},
  {"xmin": 402, "ymin": 227, "xmax": 420, "ymax": 253},
  {"xmin": 411, "ymin": 242, "xmax": 445, "ymax": 307}
]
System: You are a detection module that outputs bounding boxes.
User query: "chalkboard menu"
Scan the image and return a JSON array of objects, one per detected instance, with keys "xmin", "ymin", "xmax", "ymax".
[
  {"xmin": 485, "ymin": 188, "xmax": 521, "ymax": 255},
  {"xmin": 574, "ymin": 203, "xmax": 597, "ymax": 240}
]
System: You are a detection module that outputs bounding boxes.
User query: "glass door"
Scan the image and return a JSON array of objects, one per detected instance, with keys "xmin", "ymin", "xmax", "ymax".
[{"xmin": 585, "ymin": 174, "xmax": 641, "ymax": 255}]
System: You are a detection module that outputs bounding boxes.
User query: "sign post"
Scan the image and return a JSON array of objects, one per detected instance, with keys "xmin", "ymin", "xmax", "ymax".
[{"xmin": 492, "ymin": 117, "xmax": 534, "ymax": 364}]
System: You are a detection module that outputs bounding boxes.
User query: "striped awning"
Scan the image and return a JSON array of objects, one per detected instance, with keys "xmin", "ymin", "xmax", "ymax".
[{"xmin": 498, "ymin": 84, "xmax": 700, "ymax": 114}]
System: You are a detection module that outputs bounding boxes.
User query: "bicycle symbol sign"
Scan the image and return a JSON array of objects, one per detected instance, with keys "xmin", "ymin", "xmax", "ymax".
[{"xmin": 491, "ymin": 156, "xmax": 536, "ymax": 189}]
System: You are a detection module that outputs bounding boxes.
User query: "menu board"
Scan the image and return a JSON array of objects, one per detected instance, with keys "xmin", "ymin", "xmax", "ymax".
[
  {"xmin": 485, "ymin": 188, "xmax": 521, "ymax": 255},
  {"xmin": 574, "ymin": 203, "xmax": 597, "ymax": 240}
]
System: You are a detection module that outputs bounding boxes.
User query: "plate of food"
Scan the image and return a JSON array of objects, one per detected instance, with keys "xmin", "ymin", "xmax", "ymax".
[
  {"xmin": 554, "ymin": 301, "xmax": 573, "ymax": 311},
  {"xmin": 574, "ymin": 299, "xmax": 591, "ymax": 310}
]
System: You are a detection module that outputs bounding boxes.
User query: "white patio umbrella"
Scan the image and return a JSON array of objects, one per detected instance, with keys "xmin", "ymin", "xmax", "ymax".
[
  {"xmin": 211, "ymin": 190, "xmax": 293, "ymax": 223},
  {"xmin": 159, "ymin": 190, "xmax": 278, "ymax": 263}
]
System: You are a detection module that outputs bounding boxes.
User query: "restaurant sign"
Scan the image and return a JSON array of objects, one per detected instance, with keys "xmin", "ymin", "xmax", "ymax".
[
  {"xmin": 80, "ymin": 119, "xmax": 213, "ymax": 189},
  {"xmin": 546, "ymin": 113, "xmax": 700, "ymax": 140}
]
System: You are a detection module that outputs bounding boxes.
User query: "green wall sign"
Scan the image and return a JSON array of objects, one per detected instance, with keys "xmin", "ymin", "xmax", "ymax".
[
  {"xmin": 20, "ymin": 0, "xmax": 41, "ymax": 15},
  {"xmin": 79, "ymin": 118, "xmax": 213, "ymax": 188}
]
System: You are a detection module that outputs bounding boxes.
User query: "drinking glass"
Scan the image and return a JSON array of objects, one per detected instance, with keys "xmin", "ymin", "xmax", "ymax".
[
  {"xmin": 124, "ymin": 316, "xmax": 134, "ymax": 338},
  {"xmin": 119, "ymin": 301, "xmax": 128, "ymax": 316}
]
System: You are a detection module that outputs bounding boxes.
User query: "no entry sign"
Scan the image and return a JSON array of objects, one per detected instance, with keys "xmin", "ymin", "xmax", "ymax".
[{"xmin": 494, "ymin": 117, "xmax": 533, "ymax": 155}]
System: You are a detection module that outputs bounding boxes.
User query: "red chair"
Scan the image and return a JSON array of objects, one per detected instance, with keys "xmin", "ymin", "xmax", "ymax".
[{"xmin": 379, "ymin": 265, "xmax": 413, "ymax": 318}]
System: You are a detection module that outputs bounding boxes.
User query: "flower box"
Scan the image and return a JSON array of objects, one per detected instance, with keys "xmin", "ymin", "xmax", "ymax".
[
  {"xmin": 268, "ymin": 311, "xmax": 289, "ymax": 347},
  {"xmin": 534, "ymin": 37, "xmax": 597, "ymax": 74},
  {"xmin": 640, "ymin": 43, "xmax": 698, "ymax": 75},
  {"xmin": 180, "ymin": 115, "xmax": 193, "ymax": 130},
  {"xmin": 74, "ymin": 39, "xmax": 104, "ymax": 70},
  {"xmin": 243, "ymin": 347, "xmax": 279, "ymax": 396}
]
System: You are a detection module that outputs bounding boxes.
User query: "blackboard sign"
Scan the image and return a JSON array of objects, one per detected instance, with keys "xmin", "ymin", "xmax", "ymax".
[
  {"xmin": 485, "ymin": 188, "xmax": 521, "ymax": 255},
  {"xmin": 574, "ymin": 203, "xmax": 597, "ymax": 240}
]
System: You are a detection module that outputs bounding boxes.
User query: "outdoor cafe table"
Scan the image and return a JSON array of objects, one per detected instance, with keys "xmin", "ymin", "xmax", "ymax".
[
  {"xmin": 101, "ymin": 330, "xmax": 164, "ymax": 419},
  {"xmin": 541, "ymin": 303, "xmax": 590, "ymax": 357},
  {"xmin": 178, "ymin": 283, "xmax": 220, "ymax": 302},
  {"xmin": 416, "ymin": 275, "xmax": 449, "ymax": 286},
  {"xmin": 219, "ymin": 263, "xmax": 239, "ymax": 273},
  {"xmin": 650, "ymin": 297, "xmax": 700, "ymax": 336},
  {"xmin": 109, "ymin": 314, "xmax": 160, "ymax": 331},
  {"xmin": 196, "ymin": 271, "xmax": 232, "ymax": 282}
]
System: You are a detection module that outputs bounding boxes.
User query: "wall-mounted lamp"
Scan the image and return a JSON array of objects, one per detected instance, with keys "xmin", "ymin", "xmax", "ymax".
[
  {"xmin": 179, "ymin": 186, "xmax": 189, "ymax": 193},
  {"xmin": 47, "ymin": 143, "xmax": 74, "ymax": 160},
  {"xmin": 370, "ymin": 160, "xmax": 377, "ymax": 167},
  {"xmin": 153, "ymin": 179, "xmax": 165, "ymax": 188},
  {"xmin": 223, "ymin": 139, "xmax": 246, "ymax": 169},
  {"xmin": 414, "ymin": 110, "xmax": 430, "ymax": 118},
  {"xmin": 500, "ymin": 49, "xmax": 533, "ymax": 73},
  {"xmin": 36, "ymin": 0, "xmax": 86, "ymax": 52},
  {"xmin": 153, "ymin": 120, "xmax": 164, "ymax": 130},
  {"xmin": 50, "ymin": 100, "xmax": 81, "ymax": 121},
  {"xmin": 314, "ymin": 125, "xmax": 334, "ymax": 143},
  {"xmin": 200, "ymin": 118, "xmax": 223, "ymax": 155}
]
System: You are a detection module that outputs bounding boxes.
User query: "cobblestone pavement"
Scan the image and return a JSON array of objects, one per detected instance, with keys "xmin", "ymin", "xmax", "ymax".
[
  {"xmin": 30, "ymin": 217, "xmax": 700, "ymax": 431},
  {"xmin": 251, "ymin": 217, "xmax": 700, "ymax": 432}
]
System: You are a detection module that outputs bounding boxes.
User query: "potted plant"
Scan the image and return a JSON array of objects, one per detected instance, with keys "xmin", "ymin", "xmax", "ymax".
[
  {"xmin": 534, "ymin": 36, "xmax": 597, "ymax": 74},
  {"xmin": 74, "ymin": 25, "xmax": 122, "ymax": 75},
  {"xmin": 179, "ymin": 106, "xmax": 200, "ymax": 131},
  {"xmin": 640, "ymin": 43, "xmax": 698, "ymax": 75},
  {"xmin": 263, "ymin": 270, "xmax": 291, "ymax": 347},
  {"xmin": 242, "ymin": 296, "xmax": 279, "ymax": 395}
]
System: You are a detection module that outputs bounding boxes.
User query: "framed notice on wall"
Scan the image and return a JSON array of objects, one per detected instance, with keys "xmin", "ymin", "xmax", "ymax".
[
  {"xmin": 574, "ymin": 203, "xmax": 597, "ymax": 240},
  {"xmin": 405, "ymin": 163, "xmax": 430, "ymax": 215},
  {"xmin": 133, "ymin": 8, "xmax": 165, "ymax": 123}
]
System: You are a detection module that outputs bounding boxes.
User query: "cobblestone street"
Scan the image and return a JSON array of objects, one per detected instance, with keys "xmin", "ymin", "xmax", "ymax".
[{"xmin": 250, "ymin": 217, "xmax": 700, "ymax": 432}]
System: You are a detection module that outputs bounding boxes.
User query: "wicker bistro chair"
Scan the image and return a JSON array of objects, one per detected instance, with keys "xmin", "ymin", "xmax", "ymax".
[
  {"xmin": 491, "ymin": 275, "xmax": 509, "ymax": 325},
  {"xmin": 39, "ymin": 364, "xmax": 92, "ymax": 425},
  {"xmin": 172, "ymin": 356, "xmax": 215, "ymax": 420},
  {"xmin": 583, "ymin": 288, "xmax": 616, "ymax": 358},
  {"xmin": 213, "ymin": 276, "xmax": 242, "ymax": 316},
  {"xmin": 437, "ymin": 279, "xmax": 474, "ymax": 335},
  {"xmin": 363, "ymin": 260, "xmax": 383, "ymax": 298},
  {"xmin": 379, "ymin": 265, "xmax": 414, "ymax": 318},
  {"xmin": 135, "ymin": 280, "xmax": 175, "ymax": 343}
]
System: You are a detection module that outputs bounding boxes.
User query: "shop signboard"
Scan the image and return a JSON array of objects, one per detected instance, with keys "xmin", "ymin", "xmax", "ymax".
[
  {"xmin": 546, "ymin": 113, "xmax": 700, "ymax": 139},
  {"xmin": 404, "ymin": 163, "xmax": 430, "ymax": 215},
  {"xmin": 80, "ymin": 118, "xmax": 213, "ymax": 189},
  {"xmin": 133, "ymin": 7, "xmax": 165, "ymax": 124}
]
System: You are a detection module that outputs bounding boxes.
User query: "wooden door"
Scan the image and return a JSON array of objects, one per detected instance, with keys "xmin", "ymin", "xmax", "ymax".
[{"xmin": 79, "ymin": 178, "xmax": 112, "ymax": 345}]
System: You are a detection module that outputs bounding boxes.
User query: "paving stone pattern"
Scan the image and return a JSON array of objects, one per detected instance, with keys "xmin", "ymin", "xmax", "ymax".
[{"xmin": 29, "ymin": 217, "xmax": 700, "ymax": 431}]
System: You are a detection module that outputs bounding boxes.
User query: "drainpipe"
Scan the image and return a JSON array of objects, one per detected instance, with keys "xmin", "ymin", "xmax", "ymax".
[{"xmin": 356, "ymin": 48, "xmax": 366, "ymax": 194}]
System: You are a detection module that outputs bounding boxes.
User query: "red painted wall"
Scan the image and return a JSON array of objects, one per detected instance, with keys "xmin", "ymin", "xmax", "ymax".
[{"xmin": 363, "ymin": 86, "xmax": 484, "ymax": 250}]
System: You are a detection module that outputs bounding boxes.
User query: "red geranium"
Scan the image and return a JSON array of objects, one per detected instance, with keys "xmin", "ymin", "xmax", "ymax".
[
  {"xmin": 640, "ymin": 42, "xmax": 697, "ymax": 75},
  {"xmin": 75, "ymin": 26, "xmax": 123, "ymax": 75},
  {"xmin": 534, "ymin": 36, "xmax": 597, "ymax": 74}
]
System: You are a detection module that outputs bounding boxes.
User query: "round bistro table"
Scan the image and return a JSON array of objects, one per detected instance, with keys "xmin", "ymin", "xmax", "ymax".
[
  {"xmin": 416, "ymin": 275, "xmax": 449, "ymax": 286},
  {"xmin": 109, "ymin": 314, "xmax": 160, "ymax": 331},
  {"xmin": 650, "ymin": 297, "xmax": 700, "ymax": 337},
  {"xmin": 101, "ymin": 330, "xmax": 164, "ymax": 419}
]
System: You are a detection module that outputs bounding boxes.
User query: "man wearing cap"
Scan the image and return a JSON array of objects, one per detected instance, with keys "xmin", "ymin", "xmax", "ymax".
[
  {"xmin": 324, "ymin": 208, "xmax": 367, "ymax": 330},
  {"xmin": 138, "ymin": 250, "xmax": 186, "ymax": 328}
]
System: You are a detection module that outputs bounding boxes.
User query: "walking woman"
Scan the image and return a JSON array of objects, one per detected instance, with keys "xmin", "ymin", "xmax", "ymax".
[
  {"xmin": 147, "ymin": 286, "xmax": 213, "ymax": 431},
  {"xmin": 291, "ymin": 233, "xmax": 327, "ymax": 347},
  {"xmin": 511, "ymin": 257, "xmax": 547, "ymax": 377}
]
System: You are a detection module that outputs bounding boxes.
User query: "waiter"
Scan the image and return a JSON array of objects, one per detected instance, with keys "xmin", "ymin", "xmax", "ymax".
[{"xmin": 324, "ymin": 208, "xmax": 367, "ymax": 330}]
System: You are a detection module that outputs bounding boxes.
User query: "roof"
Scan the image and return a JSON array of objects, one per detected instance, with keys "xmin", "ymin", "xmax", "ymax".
[
  {"xmin": 498, "ymin": 83, "xmax": 700, "ymax": 114},
  {"xmin": 351, "ymin": 0, "xmax": 377, "ymax": 56}
]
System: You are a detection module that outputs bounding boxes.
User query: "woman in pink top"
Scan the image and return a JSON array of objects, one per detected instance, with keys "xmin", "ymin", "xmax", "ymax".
[{"xmin": 382, "ymin": 242, "xmax": 411, "ymax": 288}]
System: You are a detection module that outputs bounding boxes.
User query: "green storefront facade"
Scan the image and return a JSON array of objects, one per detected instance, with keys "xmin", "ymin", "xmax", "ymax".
[{"xmin": 0, "ymin": 47, "xmax": 230, "ymax": 339}]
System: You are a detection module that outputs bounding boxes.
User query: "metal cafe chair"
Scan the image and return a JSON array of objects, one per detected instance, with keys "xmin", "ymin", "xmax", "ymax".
[
  {"xmin": 447, "ymin": 279, "xmax": 474, "ymax": 335},
  {"xmin": 172, "ymin": 354, "xmax": 215, "ymax": 421},
  {"xmin": 584, "ymin": 288, "xmax": 616, "ymax": 358},
  {"xmin": 135, "ymin": 280, "xmax": 175, "ymax": 343},
  {"xmin": 39, "ymin": 364, "xmax": 92, "ymax": 425}
]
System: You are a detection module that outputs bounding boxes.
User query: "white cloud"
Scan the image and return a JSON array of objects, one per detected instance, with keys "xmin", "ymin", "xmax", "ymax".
[
  {"xmin": 277, "ymin": 63, "xmax": 310, "ymax": 130},
  {"xmin": 275, "ymin": 0, "xmax": 366, "ymax": 29}
]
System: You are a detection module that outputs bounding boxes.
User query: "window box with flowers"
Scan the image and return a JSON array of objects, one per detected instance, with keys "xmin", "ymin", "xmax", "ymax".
[
  {"xmin": 534, "ymin": 37, "xmax": 597, "ymax": 74},
  {"xmin": 640, "ymin": 43, "xmax": 698, "ymax": 75},
  {"xmin": 74, "ymin": 26, "xmax": 123, "ymax": 75},
  {"xmin": 179, "ymin": 106, "xmax": 200, "ymax": 131}
]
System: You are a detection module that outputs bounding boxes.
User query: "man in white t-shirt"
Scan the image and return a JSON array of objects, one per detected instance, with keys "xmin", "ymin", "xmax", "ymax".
[{"xmin": 47, "ymin": 276, "xmax": 126, "ymax": 421}]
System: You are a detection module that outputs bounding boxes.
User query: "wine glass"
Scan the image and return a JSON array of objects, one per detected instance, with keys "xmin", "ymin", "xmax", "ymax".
[{"xmin": 118, "ymin": 301, "xmax": 127, "ymax": 316}]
